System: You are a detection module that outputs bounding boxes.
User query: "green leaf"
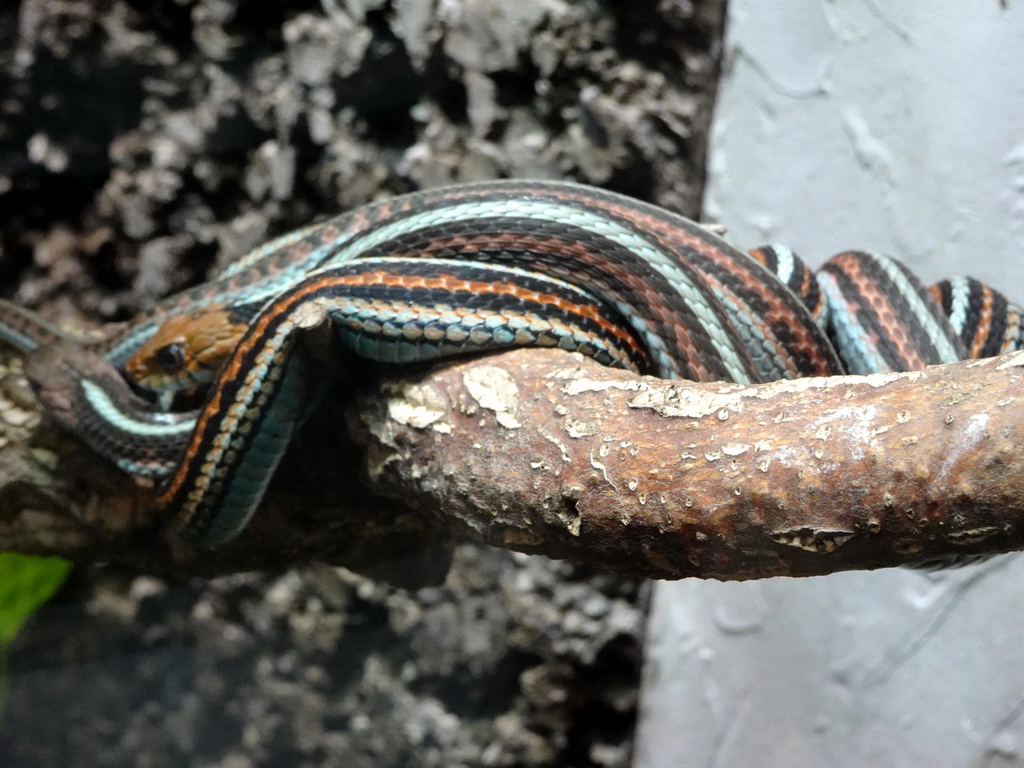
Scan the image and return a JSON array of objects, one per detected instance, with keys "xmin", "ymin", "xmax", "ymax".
[{"xmin": 0, "ymin": 553, "xmax": 71, "ymax": 644}]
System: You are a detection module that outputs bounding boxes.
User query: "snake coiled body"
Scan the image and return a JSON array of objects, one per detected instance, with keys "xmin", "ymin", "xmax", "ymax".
[{"xmin": 1, "ymin": 181, "xmax": 1021, "ymax": 546}]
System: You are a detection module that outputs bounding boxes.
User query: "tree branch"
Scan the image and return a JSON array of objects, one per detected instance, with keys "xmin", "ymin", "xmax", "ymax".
[
  {"xmin": 3, "ymin": 345, "xmax": 1024, "ymax": 580},
  {"xmin": 349, "ymin": 348, "xmax": 1024, "ymax": 578}
]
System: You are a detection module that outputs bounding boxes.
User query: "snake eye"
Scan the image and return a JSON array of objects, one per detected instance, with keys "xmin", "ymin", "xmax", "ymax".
[{"xmin": 154, "ymin": 343, "xmax": 186, "ymax": 373}]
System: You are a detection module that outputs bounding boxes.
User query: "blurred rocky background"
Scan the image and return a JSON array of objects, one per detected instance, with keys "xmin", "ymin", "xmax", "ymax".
[{"xmin": 0, "ymin": 1, "xmax": 727, "ymax": 765}]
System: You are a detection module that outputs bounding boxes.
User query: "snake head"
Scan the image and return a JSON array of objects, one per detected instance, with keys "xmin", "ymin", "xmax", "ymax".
[{"xmin": 124, "ymin": 306, "xmax": 248, "ymax": 406}]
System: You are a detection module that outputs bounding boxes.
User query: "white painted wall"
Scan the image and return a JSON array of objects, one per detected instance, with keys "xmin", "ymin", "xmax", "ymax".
[
  {"xmin": 704, "ymin": 3, "xmax": 1024, "ymax": 292},
  {"xmin": 635, "ymin": 4, "xmax": 1024, "ymax": 767}
]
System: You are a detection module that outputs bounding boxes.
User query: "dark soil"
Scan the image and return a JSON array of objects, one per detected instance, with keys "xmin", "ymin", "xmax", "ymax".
[{"xmin": 0, "ymin": 1, "xmax": 726, "ymax": 765}]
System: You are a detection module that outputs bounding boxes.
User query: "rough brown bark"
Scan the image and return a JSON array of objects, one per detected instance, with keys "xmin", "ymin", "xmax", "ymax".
[
  {"xmin": 5, "ymin": 343, "xmax": 1024, "ymax": 578},
  {"xmin": 353, "ymin": 348, "xmax": 1024, "ymax": 577}
]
